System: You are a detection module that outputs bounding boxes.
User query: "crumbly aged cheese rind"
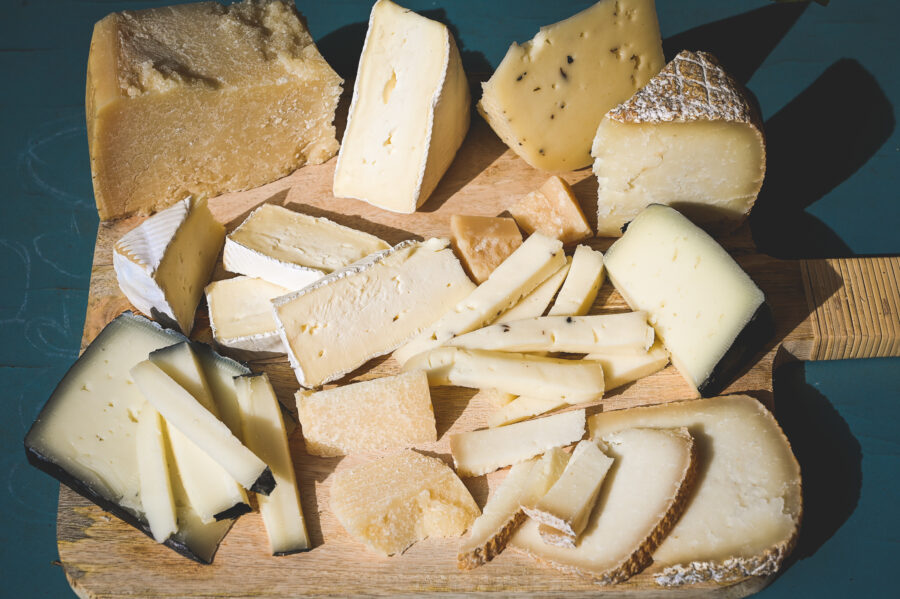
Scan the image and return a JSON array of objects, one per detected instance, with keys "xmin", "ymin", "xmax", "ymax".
[
  {"xmin": 330, "ymin": 450, "xmax": 480, "ymax": 556},
  {"xmin": 478, "ymin": 0, "xmax": 664, "ymax": 171},
  {"xmin": 586, "ymin": 340, "xmax": 669, "ymax": 391},
  {"xmin": 273, "ymin": 238, "xmax": 474, "ymax": 387},
  {"xmin": 592, "ymin": 50, "xmax": 766, "ymax": 236},
  {"xmin": 509, "ymin": 177, "xmax": 592, "ymax": 244},
  {"xmin": 206, "ymin": 276, "xmax": 291, "ymax": 357},
  {"xmin": 333, "ymin": 0, "xmax": 470, "ymax": 212},
  {"xmin": 493, "ymin": 257, "xmax": 571, "ymax": 325},
  {"xmin": 450, "ymin": 215, "xmax": 523, "ymax": 284},
  {"xmin": 223, "ymin": 204, "xmax": 389, "ymax": 290},
  {"xmin": 588, "ymin": 396, "xmax": 802, "ymax": 585},
  {"xmin": 136, "ymin": 406, "xmax": 178, "ymax": 543},
  {"xmin": 113, "ymin": 197, "xmax": 224, "ymax": 334},
  {"xmin": 295, "ymin": 371, "xmax": 436, "ymax": 457},
  {"xmin": 87, "ymin": 0, "xmax": 342, "ymax": 219},
  {"xmin": 547, "ymin": 245, "xmax": 605, "ymax": 317}
]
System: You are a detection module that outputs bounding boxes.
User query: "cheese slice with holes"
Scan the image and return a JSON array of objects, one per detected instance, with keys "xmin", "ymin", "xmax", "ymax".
[
  {"xmin": 206, "ymin": 276, "xmax": 291, "ymax": 357},
  {"xmin": 333, "ymin": 0, "xmax": 470, "ymax": 212},
  {"xmin": 113, "ymin": 197, "xmax": 224, "ymax": 334},
  {"xmin": 136, "ymin": 406, "xmax": 177, "ymax": 544},
  {"xmin": 493, "ymin": 257, "xmax": 571, "ymax": 325},
  {"xmin": 548, "ymin": 245, "xmax": 605, "ymax": 317},
  {"xmin": 223, "ymin": 204, "xmax": 389, "ymax": 289}
]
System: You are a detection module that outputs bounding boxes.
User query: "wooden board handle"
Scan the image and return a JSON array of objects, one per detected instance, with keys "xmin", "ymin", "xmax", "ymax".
[{"xmin": 792, "ymin": 257, "xmax": 900, "ymax": 361}]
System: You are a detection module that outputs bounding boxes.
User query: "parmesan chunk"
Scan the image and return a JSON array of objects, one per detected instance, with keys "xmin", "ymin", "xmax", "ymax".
[
  {"xmin": 450, "ymin": 215, "xmax": 523, "ymax": 284},
  {"xmin": 547, "ymin": 245, "xmax": 605, "ymax": 317},
  {"xmin": 509, "ymin": 177, "xmax": 592, "ymax": 244},
  {"xmin": 492, "ymin": 257, "xmax": 571, "ymax": 325},
  {"xmin": 330, "ymin": 450, "xmax": 479, "ymax": 556}
]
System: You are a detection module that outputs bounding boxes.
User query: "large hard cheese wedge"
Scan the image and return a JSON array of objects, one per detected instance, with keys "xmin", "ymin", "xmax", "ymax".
[
  {"xmin": 511, "ymin": 427, "xmax": 697, "ymax": 584},
  {"xmin": 206, "ymin": 276, "xmax": 291, "ymax": 357},
  {"xmin": 592, "ymin": 51, "xmax": 766, "ymax": 236},
  {"xmin": 113, "ymin": 197, "xmax": 224, "ymax": 334},
  {"xmin": 273, "ymin": 238, "xmax": 474, "ymax": 387},
  {"xmin": 86, "ymin": 0, "xmax": 342, "ymax": 219},
  {"xmin": 24, "ymin": 313, "xmax": 233, "ymax": 563},
  {"xmin": 330, "ymin": 450, "xmax": 479, "ymax": 556},
  {"xmin": 223, "ymin": 204, "xmax": 389, "ymax": 290},
  {"xmin": 588, "ymin": 396, "xmax": 802, "ymax": 585},
  {"xmin": 333, "ymin": 0, "xmax": 470, "ymax": 212},
  {"xmin": 604, "ymin": 204, "xmax": 772, "ymax": 396},
  {"xmin": 478, "ymin": 0, "xmax": 664, "ymax": 171}
]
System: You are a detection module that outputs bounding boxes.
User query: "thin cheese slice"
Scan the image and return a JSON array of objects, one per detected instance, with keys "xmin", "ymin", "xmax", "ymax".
[
  {"xmin": 548, "ymin": 245, "xmax": 605, "ymax": 317},
  {"xmin": 448, "ymin": 312, "xmax": 653, "ymax": 354},
  {"xmin": 511, "ymin": 427, "xmax": 697, "ymax": 584},
  {"xmin": 488, "ymin": 396, "xmax": 568, "ymax": 428},
  {"xmin": 481, "ymin": 389, "xmax": 518, "ymax": 408},
  {"xmin": 586, "ymin": 340, "xmax": 669, "ymax": 391},
  {"xmin": 330, "ymin": 450, "xmax": 479, "ymax": 556},
  {"xmin": 235, "ymin": 374, "xmax": 309, "ymax": 555},
  {"xmin": 493, "ymin": 257, "xmax": 571, "ymax": 325},
  {"xmin": 192, "ymin": 342, "xmax": 252, "ymax": 441},
  {"xmin": 404, "ymin": 347, "xmax": 605, "ymax": 404},
  {"xmin": 394, "ymin": 233, "xmax": 565, "ymax": 365},
  {"xmin": 136, "ymin": 406, "xmax": 177, "ymax": 543},
  {"xmin": 449, "ymin": 410, "xmax": 585, "ymax": 477},
  {"xmin": 205, "ymin": 276, "xmax": 291, "ymax": 357},
  {"xmin": 295, "ymin": 371, "xmax": 436, "ymax": 457}
]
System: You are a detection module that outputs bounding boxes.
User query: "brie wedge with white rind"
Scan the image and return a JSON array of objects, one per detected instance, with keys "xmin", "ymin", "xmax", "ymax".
[
  {"xmin": 395, "ymin": 233, "xmax": 565, "ymax": 365},
  {"xmin": 223, "ymin": 204, "xmax": 389, "ymax": 289},
  {"xmin": 235, "ymin": 373, "xmax": 310, "ymax": 556},
  {"xmin": 206, "ymin": 276, "xmax": 291, "ymax": 357},
  {"xmin": 113, "ymin": 197, "xmax": 224, "ymax": 334},
  {"xmin": 548, "ymin": 245, "xmax": 605, "ymax": 317},
  {"xmin": 588, "ymin": 396, "xmax": 802, "ymax": 585},
  {"xmin": 273, "ymin": 238, "xmax": 474, "ymax": 388},
  {"xmin": 493, "ymin": 257, "xmax": 571, "ymax": 325},
  {"xmin": 333, "ymin": 0, "xmax": 470, "ymax": 212},
  {"xmin": 136, "ymin": 406, "xmax": 178, "ymax": 543},
  {"xmin": 24, "ymin": 312, "xmax": 233, "ymax": 563}
]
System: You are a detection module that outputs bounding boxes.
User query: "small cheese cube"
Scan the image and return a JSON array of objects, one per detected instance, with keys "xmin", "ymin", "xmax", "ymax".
[
  {"xmin": 450, "ymin": 215, "xmax": 524, "ymax": 283},
  {"xmin": 509, "ymin": 177, "xmax": 593, "ymax": 244}
]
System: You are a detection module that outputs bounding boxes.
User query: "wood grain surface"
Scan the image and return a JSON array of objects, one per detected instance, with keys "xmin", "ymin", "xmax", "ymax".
[{"xmin": 57, "ymin": 115, "xmax": 899, "ymax": 598}]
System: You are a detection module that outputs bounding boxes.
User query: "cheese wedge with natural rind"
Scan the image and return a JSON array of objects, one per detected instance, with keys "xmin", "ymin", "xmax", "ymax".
[
  {"xmin": 588, "ymin": 395, "xmax": 802, "ymax": 585},
  {"xmin": 492, "ymin": 257, "xmax": 571, "ymax": 325},
  {"xmin": 206, "ymin": 276, "xmax": 291, "ymax": 357},
  {"xmin": 136, "ymin": 406, "xmax": 177, "ymax": 544},
  {"xmin": 548, "ymin": 245, "xmax": 605, "ymax": 317}
]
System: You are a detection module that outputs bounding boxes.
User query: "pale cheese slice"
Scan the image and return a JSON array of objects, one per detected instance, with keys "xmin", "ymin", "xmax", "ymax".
[
  {"xmin": 235, "ymin": 373, "xmax": 309, "ymax": 555},
  {"xmin": 548, "ymin": 245, "xmax": 605, "ymax": 317},
  {"xmin": 192, "ymin": 343, "xmax": 252, "ymax": 441},
  {"xmin": 223, "ymin": 204, "xmax": 389, "ymax": 289},
  {"xmin": 492, "ymin": 257, "xmax": 571, "ymax": 325},
  {"xmin": 586, "ymin": 340, "xmax": 669, "ymax": 391},
  {"xmin": 295, "ymin": 371, "xmax": 436, "ymax": 457},
  {"xmin": 488, "ymin": 396, "xmax": 568, "ymax": 428},
  {"xmin": 480, "ymin": 389, "xmax": 518, "ymax": 409},
  {"xmin": 136, "ymin": 406, "xmax": 177, "ymax": 543},
  {"xmin": 330, "ymin": 450, "xmax": 479, "ymax": 556},
  {"xmin": 205, "ymin": 276, "xmax": 291, "ymax": 357},
  {"xmin": 394, "ymin": 233, "xmax": 565, "ymax": 365},
  {"xmin": 449, "ymin": 410, "xmax": 585, "ymax": 477}
]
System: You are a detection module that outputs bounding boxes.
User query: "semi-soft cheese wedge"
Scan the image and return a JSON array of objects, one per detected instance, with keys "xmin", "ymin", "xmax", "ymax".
[
  {"xmin": 330, "ymin": 450, "xmax": 480, "ymax": 556},
  {"xmin": 206, "ymin": 276, "xmax": 290, "ymax": 357},
  {"xmin": 223, "ymin": 204, "xmax": 389, "ymax": 289},
  {"xmin": 131, "ymin": 360, "xmax": 275, "ymax": 496},
  {"xmin": 588, "ymin": 396, "xmax": 802, "ymax": 585},
  {"xmin": 592, "ymin": 51, "xmax": 766, "ymax": 236},
  {"xmin": 449, "ymin": 410, "xmax": 585, "ymax": 477},
  {"xmin": 512, "ymin": 427, "xmax": 697, "ymax": 584},
  {"xmin": 604, "ymin": 204, "xmax": 772, "ymax": 396},
  {"xmin": 136, "ymin": 406, "xmax": 178, "ymax": 543},
  {"xmin": 87, "ymin": 0, "xmax": 342, "ymax": 219},
  {"xmin": 493, "ymin": 257, "xmax": 571, "ymax": 325},
  {"xmin": 333, "ymin": 0, "xmax": 470, "ymax": 212},
  {"xmin": 24, "ymin": 313, "xmax": 233, "ymax": 563},
  {"xmin": 405, "ymin": 347, "xmax": 605, "ymax": 404},
  {"xmin": 235, "ymin": 374, "xmax": 310, "ymax": 555},
  {"xmin": 586, "ymin": 340, "xmax": 669, "ymax": 391},
  {"xmin": 547, "ymin": 245, "xmax": 605, "ymax": 317},
  {"xmin": 273, "ymin": 238, "xmax": 474, "ymax": 387},
  {"xmin": 295, "ymin": 371, "xmax": 436, "ymax": 457},
  {"xmin": 447, "ymin": 312, "xmax": 654, "ymax": 354},
  {"xmin": 395, "ymin": 233, "xmax": 566, "ymax": 364},
  {"xmin": 113, "ymin": 197, "xmax": 224, "ymax": 334},
  {"xmin": 450, "ymin": 215, "xmax": 523, "ymax": 284},
  {"xmin": 509, "ymin": 176, "xmax": 592, "ymax": 244},
  {"xmin": 478, "ymin": 0, "xmax": 664, "ymax": 171}
]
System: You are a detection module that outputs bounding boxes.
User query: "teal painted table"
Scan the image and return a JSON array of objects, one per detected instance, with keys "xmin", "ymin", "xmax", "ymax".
[{"xmin": 2, "ymin": 0, "xmax": 898, "ymax": 596}]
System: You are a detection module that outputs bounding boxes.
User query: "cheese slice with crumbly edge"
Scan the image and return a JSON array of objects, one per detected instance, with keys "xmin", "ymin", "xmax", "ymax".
[
  {"xmin": 273, "ymin": 238, "xmax": 474, "ymax": 388},
  {"xmin": 586, "ymin": 340, "xmax": 669, "ymax": 392},
  {"xmin": 548, "ymin": 245, "xmax": 605, "ymax": 317},
  {"xmin": 113, "ymin": 197, "xmax": 224, "ymax": 334},
  {"xmin": 478, "ymin": 0, "xmax": 664, "ymax": 171},
  {"xmin": 206, "ymin": 276, "xmax": 291, "ymax": 357},
  {"xmin": 512, "ymin": 427, "xmax": 697, "ymax": 584},
  {"xmin": 296, "ymin": 371, "xmax": 436, "ymax": 457},
  {"xmin": 492, "ymin": 257, "xmax": 571, "ymax": 325},
  {"xmin": 235, "ymin": 373, "xmax": 309, "ymax": 556},
  {"xmin": 395, "ymin": 233, "xmax": 565, "ymax": 365},
  {"xmin": 330, "ymin": 450, "xmax": 480, "ymax": 556},
  {"xmin": 136, "ymin": 406, "xmax": 177, "ymax": 543},
  {"xmin": 450, "ymin": 215, "xmax": 523, "ymax": 284},
  {"xmin": 509, "ymin": 176, "xmax": 593, "ymax": 244},
  {"xmin": 449, "ymin": 410, "xmax": 585, "ymax": 477},
  {"xmin": 223, "ymin": 204, "xmax": 389, "ymax": 290},
  {"xmin": 333, "ymin": 0, "xmax": 470, "ymax": 212}
]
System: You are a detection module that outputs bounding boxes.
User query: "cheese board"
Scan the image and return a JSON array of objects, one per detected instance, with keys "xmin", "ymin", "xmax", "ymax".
[{"xmin": 55, "ymin": 111, "xmax": 900, "ymax": 598}]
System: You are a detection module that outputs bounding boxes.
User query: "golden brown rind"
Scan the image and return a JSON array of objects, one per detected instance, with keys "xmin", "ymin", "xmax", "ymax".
[{"xmin": 456, "ymin": 510, "xmax": 526, "ymax": 570}]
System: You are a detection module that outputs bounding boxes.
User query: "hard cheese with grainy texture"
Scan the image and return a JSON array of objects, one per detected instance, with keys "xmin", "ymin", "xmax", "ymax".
[{"xmin": 86, "ymin": 0, "xmax": 342, "ymax": 219}]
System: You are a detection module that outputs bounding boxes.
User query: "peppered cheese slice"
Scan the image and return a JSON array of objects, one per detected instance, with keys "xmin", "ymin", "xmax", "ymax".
[
  {"xmin": 273, "ymin": 238, "xmax": 474, "ymax": 388},
  {"xmin": 113, "ymin": 197, "xmax": 224, "ymax": 334},
  {"xmin": 136, "ymin": 406, "xmax": 177, "ymax": 544},
  {"xmin": 394, "ymin": 233, "xmax": 565, "ymax": 365},
  {"xmin": 449, "ymin": 410, "xmax": 585, "ymax": 477},
  {"xmin": 592, "ymin": 51, "xmax": 766, "ymax": 236},
  {"xmin": 295, "ymin": 371, "xmax": 436, "ymax": 457},
  {"xmin": 235, "ymin": 374, "xmax": 309, "ymax": 556},
  {"xmin": 333, "ymin": 0, "xmax": 470, "ymax": 212},
  {"xmin": 586, "ymin": 340, "xmax": 669, "ymax": 391},
  {"xmin": 548, "ymin": 245, "xmax": 605, "ymax": 317},
  {"xmin": 330, "ymin": 450, "xmax": 479, "ymax": 556},
  {"xmin": 450, "ymin": 215, "xmax": 523, "ymax": 284},
  {"xmin": 478, "ymin": 0, "xmax": 664, "ymax": 171},
  {"xmin": 87, "ymin": 0, "xmax": 342, "ymax": 219},
  {"xmin": 604, "ymin": 205, "xmax": 771, "ymax": 396},
  {"xmin": 223, "ymin": 204, "xmax": 389, "ymax": 290},
  {"xmin": 205, "ymin": 276, "xmax": 291, "ymax": 358},
  {"xmin": 493, "ymin": 257, "xmax": 571, "ymax": 325},
  {"xmin": 509, "ymin": 177, "xmax": 592, "ymax": 244}
]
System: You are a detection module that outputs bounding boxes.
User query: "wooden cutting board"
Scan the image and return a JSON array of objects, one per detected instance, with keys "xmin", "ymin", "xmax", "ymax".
[{"xmin": 57, "ymin": 115, "xmax": 900, "ymax": 599}]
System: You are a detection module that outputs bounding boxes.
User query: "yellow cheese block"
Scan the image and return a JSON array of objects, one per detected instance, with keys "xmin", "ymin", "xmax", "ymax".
[{"xmin": 450, "ymin": 215, "xmax": 523, "ymax": 284}]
